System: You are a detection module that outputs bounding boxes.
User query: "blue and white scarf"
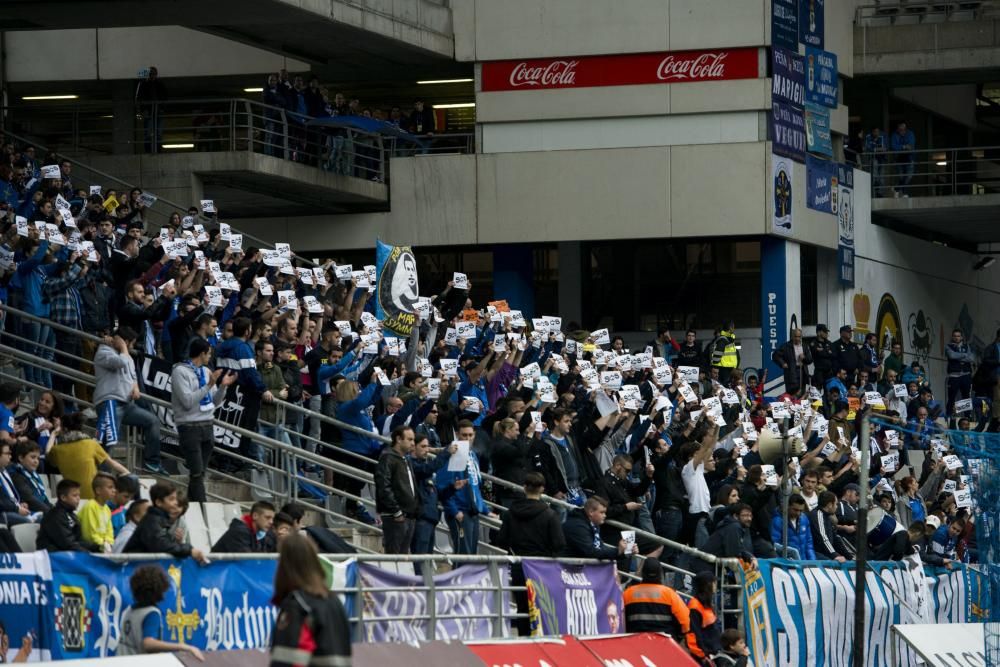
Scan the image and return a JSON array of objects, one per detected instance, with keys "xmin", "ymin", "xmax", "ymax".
[
  {"xmin": 187, "ymin": 360, "xmax": 215, "ymax": 412},
  {"xmin": 96, "ymin": 399, "xmax": 119, "ymax": 447}
]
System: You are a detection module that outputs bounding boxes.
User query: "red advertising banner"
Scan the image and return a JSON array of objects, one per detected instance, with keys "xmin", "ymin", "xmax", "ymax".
[
  {"xmin": 481, "ymin": 48, "xmax": 761, "ymax": 92},
  {"xmin": 579, "ymin": 633, "xmax": 699, "ymax": 666},
  {"xmin": 466, "ymin": 634, "xmax": 699, "ymax": 667}
]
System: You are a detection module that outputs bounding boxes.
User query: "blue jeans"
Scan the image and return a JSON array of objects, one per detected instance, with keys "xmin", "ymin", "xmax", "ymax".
[
  {"xmin": 117, "ymin": 401, "xmax": 162, "ymax": 466},
  {"xmin": 897, "ymin": 159, "xmax": 914, "ymax": 189},
  {"xmin": 447, "ymin": 513, "xmax": 479, "ymax": 554},
  {"xmin": 22, "ymin": 320, "xmax": 54, "ymax": 388},
  {"xmin": 257, "ymin": 424, "xmax": 290, "ymax": 465}
]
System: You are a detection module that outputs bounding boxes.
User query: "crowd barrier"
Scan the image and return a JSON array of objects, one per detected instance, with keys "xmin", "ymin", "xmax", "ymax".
[
  {"xmin": 0, "ymin": 551, "xmax": 621, "ymax": 661},
  {"xmin": 740, "ymin": 557, "xmax": 988, "ymax": 667}
]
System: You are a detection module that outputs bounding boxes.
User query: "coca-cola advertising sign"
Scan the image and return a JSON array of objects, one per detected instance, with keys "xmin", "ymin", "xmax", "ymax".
[{"xmin": 482, "ymin": 47, "xmax": 761, "ymax": 92}]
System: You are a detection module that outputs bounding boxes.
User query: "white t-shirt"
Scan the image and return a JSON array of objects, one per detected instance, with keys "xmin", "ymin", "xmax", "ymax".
[
  {"xmin": 802, "ymin": 490, "xmax": 819, "ymax": 511},
  {"xmin": 682, "ymin": 460, "xmax": 711, "ymax": 515}
]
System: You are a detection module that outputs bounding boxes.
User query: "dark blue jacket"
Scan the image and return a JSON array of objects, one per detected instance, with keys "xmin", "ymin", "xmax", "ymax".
[
  {"xmin": 771, "ymin": 513, "xmax": 816, "ymax": 560},
  {"xmin": 411, "ymin": 451, "xmax": 451, "ymax": 524}
]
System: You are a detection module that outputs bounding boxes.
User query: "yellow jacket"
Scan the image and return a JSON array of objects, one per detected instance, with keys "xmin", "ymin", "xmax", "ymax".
[{"xmin": 79, "ymin": 500, "xmax": 113, "ymax": 549}]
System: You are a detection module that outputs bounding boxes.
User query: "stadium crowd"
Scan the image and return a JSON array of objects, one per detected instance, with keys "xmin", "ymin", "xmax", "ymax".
[{"xmin": 0, "ymin": 144, "xmax": 996, "ymax": 662}]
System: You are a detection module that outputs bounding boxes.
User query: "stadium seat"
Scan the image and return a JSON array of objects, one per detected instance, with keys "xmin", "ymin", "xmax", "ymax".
[
  {"xmin": 12, "ymin": 523, "xmax": 40, "ymax": 552},
  {"xmin": 203, "ymin": 502, "xmax": 232, "ymax": 546},
  {"xmin": 185, "ymin": 502, "xmax": 212, "ymax": 553}
]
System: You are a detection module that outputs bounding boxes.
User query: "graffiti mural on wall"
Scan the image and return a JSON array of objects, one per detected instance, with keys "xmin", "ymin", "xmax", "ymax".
[
  {"xmin": 873, "ymin": 292, "xmax": 904, "ymax": 357},
  {"xmin": 908, "ymin": 309, "xmax": 934, "ymax": 377}
]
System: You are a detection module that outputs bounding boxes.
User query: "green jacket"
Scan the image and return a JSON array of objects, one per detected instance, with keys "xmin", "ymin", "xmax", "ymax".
[{"xmin": 259, "ymin": 361, "xmax": 286, "ymax": 423}]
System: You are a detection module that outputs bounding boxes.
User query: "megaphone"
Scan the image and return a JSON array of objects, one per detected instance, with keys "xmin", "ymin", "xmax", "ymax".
[{"xmin": 756, "ymin": 428, "xmax": 806, "ymax": 464}]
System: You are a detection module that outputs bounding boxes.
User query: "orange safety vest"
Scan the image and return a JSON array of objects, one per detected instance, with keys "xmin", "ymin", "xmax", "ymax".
[
  {"xmin": 686, "ymin": 597, "xmax": 720, "ymax": 659},
  {"xmin": 622, "ymin": 583, "xmax": 690, "ymax": 637}
]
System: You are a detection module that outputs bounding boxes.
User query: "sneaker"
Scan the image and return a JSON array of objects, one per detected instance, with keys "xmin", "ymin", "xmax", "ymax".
[
  {"xmin": 142, "ymin": 463, "xmax": 169, "ymax": 476},
  {"xmin": 353, "ymin": 506, "xmax": 378, "ymax": 526},
  {"xmin": 81, "ymin": 407, "xmax": 97, "ymax": 420}
]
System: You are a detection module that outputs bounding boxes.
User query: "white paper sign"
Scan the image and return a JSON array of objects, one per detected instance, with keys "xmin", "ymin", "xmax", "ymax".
[
  {"xmin": 954, "ymin": 487, "xmax": 973, "ymax": 509},
  {"xmin": 456, "ymin": 321, "xmax": 477, "ymax": 340},
  {"xmin": 893, "ymin": 384, "xmax": 908, "ymax": 398},
  {"xmin": 89, "ymin": 185, "xmax": 102, "ymax": 196},
  {"xmin": 219, "ymin": 223, "xmax": 232, "ymax": 240},
  {"xmin": 138, "ymin": 192, "xmax": 157, "ymax": 208},
  {"xmin": 440, "ymin": 358, "xmax": 459, "ymax": 377},
  {"xmin": 881, "ymin": 451, "xmax": 899, "ymax": 474},
  {"xmin": 277, "ymin": 290, "xmax": 298, "ymax": 311},
  {"xmin": 762, "ymin": 465, "xmax": 779, "ymax": 487},
  {"xmin": 228, "ymin": 234, "xmax": 243, "ymax": 251},
  {"xmin": 954, "ymin": 398, "xmax": 973, "ymax": 414},
  {"xmin": 275, "ymin": 242, "xmax": 291, "ymax": 258},
  {"xmin": 452, "ymin": 272, "xmax": 469, "ymax": 290},
  {"xmin": 864, "ymin": 391, "xmax": 885, "ymax": 408},
  {"xmin": 944, "ymin": 455, "xmax": 964, "ymax": 471},
  {"xmin": 254, "ymin": 276, "xmax": 273, "ymax": 296},
  {"xmin": 600, "ymin": 371, "xmax": 623, "ymax": 390},
  {"xmin": 42, "ymin": 164, "xmax": 61, "ymax": 179},
  {"xmin": 204, "ymin": 285, "xmax": 223, "ymax": 308},
  {"xmin": 303, "ymin": 296, "xmax": 323, "ymax": 314},
  {"xmin": 447, "ymin": 441, "xmax": 470, "ymax": 472},
  {"xmin": 678, "ymin": 366, "xmax": 700, "ymax": 382},
  {"xmin": 678, "ymin": 383, "xmax": 698, "ymax": 403},
  {"xmin": 200, "ymin": 199, "xmax": 216, "ymax": 213},
  {"xmin": 653, "ymin": 365, "xmax": 673, "ymax": 385},
  {"xmin": 591, "ymin": 328, "xmax": 611, "ymax": 346},
  {"xmin": 352, "ymin": 270, "xmax": 370, "ymax": 289}
]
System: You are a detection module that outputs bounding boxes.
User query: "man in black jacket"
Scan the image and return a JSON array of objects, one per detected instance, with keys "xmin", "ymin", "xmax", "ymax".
[
  {"xmin": 496, "ymin": 473, "xmax": 565, "ymax": 637},
  {"xmin": 772, "ymin": 328, "xmax": 813, "ymax": 397},
  {"xmin": 563, "ymin": 496, "xmax": 636, "ymax": 560},
  {"xmin": 118, "ymin": 279, "xmax": 174, "ymax": 355},
  {"xmin": 125, "ymin": 481, "xmax": 208, "ymax": 562},
  {"xmin": 809, "ymin": 324, "xmax": 835, "ymax": 388},
  {"xmin": 375, "ymin": 426, "xmax": 418, "ymax": 554},
  {"xmin": 698, "ymin": 503, "xmax": 755, "ymax": 573},
  {"xmin": 831, "ymin": 325, "xmax": 862, "ymax": 384},
  {"xmin": 675, "ymin": 330, "xmax": 704, "ymax": 369},
  {"xmin": 36, "ymin": 479, "xmax": 99, "ymax": 553},
  {"xmin": 595, "ymin": 455, "xmax": 654, "ymax": 546},
  {"xmin": 496, "ymin": 473, "xmax": 565, "ymax": 557},
  {"xmin": 212, "ymin": 501, "xmax": 276, "ymax": 553},
  {"xmin": 811, "ymin": 491, "xmax": 850, "ymax": 562}
]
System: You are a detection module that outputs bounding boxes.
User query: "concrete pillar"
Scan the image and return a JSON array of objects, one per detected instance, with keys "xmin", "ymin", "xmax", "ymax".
[
  {"xmin": 492, "ymin": 244, "xmax": 535, "ymax": 319},
  {"xmin": 557, "ymin": 241, "xmax": 583, "ymax": 327},
  {"xmin": 110, "ymin": 81, "xmax": 136, "ymax": 154},
  {"xmin": 761, "ymin": 237, "xmax": 802, "ymax": 397}
]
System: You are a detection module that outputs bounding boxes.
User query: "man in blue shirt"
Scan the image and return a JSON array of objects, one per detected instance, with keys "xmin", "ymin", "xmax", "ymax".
[
  {"xmin": 436, "ymin": 420, "xmax": 492, "ymax": 554},
  {"xmin": 890, "ymin": 122, "xmax": 916, "ymax": 197}
]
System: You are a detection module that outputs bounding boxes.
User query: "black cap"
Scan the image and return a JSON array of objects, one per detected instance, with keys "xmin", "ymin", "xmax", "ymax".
[
  {"xmin": 840, "ymin": 325, "xmax": 853, "ymax": 333},
  {"xmin": 817, "ymin": 324, "xmax": 830, "ymax": 333}
]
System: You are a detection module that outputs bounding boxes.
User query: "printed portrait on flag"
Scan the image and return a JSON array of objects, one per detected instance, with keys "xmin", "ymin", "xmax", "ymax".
[{"xmin": 376, "ymin": 239, "xmax": 419, "ymax": 337}]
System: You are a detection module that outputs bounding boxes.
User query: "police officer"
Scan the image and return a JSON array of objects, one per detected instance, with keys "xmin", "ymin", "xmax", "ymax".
[{"xmin": 810, "ymin": 324, "xmax": 835, "ymax": 388}]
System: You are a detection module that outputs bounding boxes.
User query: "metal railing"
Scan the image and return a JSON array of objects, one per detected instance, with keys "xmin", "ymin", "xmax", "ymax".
[
  {"xmin": 2, "ymin": 99, "xmax": 475, "ymax": 176},
  {"xmin": 861, "ymin": 145, "xmax": 1000, "ymax": 199},
  {"xmin": 855, "ymin": 1, "xmax": 999, "ymax": 24},
  {"xmin": 0, "ymin": 302, "xmax": 743, "ymax": 625},
  {"xmin": 100, "ymin": 552, "xmax": 592, "ymax": 641}
]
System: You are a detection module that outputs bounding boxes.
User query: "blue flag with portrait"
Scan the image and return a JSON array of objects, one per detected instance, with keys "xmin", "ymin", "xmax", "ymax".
[{"xmin": 375, "ymin": 239, "xmax": 420, "ymax": 338}]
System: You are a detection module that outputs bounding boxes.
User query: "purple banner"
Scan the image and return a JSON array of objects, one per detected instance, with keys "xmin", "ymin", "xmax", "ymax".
[
  {"xmin": 356, "ymin": 563, "xmax": 507, "ymax": 642},
  {"xmin": 522, "ymin": 560, "xmax": 623, "ymax": 636}
]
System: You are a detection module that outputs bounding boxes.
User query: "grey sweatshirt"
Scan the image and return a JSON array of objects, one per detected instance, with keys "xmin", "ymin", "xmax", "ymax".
[
  {"xmin": 170, "ymin": 362, "xmax": 226, "ymax": 425},
  {"xmin": 93, "ymin": 344, "xmax": 137, "ymax": 405}
]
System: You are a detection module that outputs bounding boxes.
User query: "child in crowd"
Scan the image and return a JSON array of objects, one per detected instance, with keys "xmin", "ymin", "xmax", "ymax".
[
  {"xmin": 713, "ymin": 628, "xmax": 753, "ymax": 666},
  {"xmin": 108, "ymin": 475, "xmax": 139, "ymax": 536},
  {"xmin": 113, "ymin": 499, "xmax": 150, "ymax": 554},
  {"xmin": 117, "ymin": 565, "xmax": 204, "ymax": 659},
  {"xmin": 36, "ymin": 479, "xmax": 99, "ymax": 552},
  {"xmin": 7, "ymin": 441, "xmax": 51, "ymax": 513},
  {"xmin": 79, "ymin": 473, "xmax": 116, "ymax": 552}
]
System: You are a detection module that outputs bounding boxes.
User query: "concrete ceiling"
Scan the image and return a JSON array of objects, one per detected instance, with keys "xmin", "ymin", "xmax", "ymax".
[
  {"xmin": 0, "ymin": 0, "xmax": 467, "ymax": 83},
  {"xmin": 872, "ymin": 193, "xmax": 1000, "ymax": 247}
]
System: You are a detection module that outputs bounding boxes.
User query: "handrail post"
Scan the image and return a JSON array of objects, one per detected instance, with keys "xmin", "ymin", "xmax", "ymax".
[
  {"xmin": 244, "ymin": 99, "xmax": 252, "ymax": 153},
  {"xmin": 281, "ymin": 110, "xmax": 289, "ymax": 160},
  {"xmin": 488, "ymin": 560, "xmax": 503, "ymax": 638},
  {"xmin": 423, "ymin": 557, "xmax": 437, "ymax": 639}
]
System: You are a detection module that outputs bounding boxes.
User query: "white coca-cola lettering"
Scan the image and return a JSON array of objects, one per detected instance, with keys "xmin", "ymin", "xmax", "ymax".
[
  {"xmin": 508, "ymin": 60, "xmax": 579, "ymax": 87},
  {"xmin": 656, "ymin": 52, "xmax": 729, "ymax": 81}
]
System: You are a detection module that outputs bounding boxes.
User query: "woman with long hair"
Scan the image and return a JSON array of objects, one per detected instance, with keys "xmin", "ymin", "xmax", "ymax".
[
  {"xmin": 16, "ymin": 390, "xmax": 63, "ymax": 458},
  {"xmin": 270, "ymin": 533, "xmax": 351, "ymax": 667}
]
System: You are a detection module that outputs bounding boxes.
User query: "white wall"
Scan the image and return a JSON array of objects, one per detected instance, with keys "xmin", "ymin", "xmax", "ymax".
[
  {"xmin": 818, "ymin": 170, "xmax": 1000, "ymax": 388},
  {"xmin": 4, "ymin": 27, "xmax": 310, "ymax": 82},
  {"xmin": 479, "ymin": 112, "xmax": 762, "ymax": 153}
]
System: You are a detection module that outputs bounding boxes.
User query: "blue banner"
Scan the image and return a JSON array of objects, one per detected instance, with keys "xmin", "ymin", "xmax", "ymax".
[
  {"xmin": 806, "ymin": 154, "xmax": 836, "ymax": 214},
  {"xmin": 742, "ymin": 558, "xmax": 986, "ymax": 667},
  {"xmin": 47, "ymin": 553, "xmax": 283, "ymax": 658},
  {"xmin": 805, "ymin": 47, "xmax": 838, "ymax": 108},
  {"xmin": 799, "ymin": 0, "xmax": 824, "ymax": 49},
  {"xmin": 375, "ymin": 239, "xmax": 420, "ymax": 338},
  {"xmin": 0, "ymin": 552, "xmax": 52, "ymax": 662},
  {"xmin": 837, "ymin": 163, "xmax": 855, "ymax": 287},
  {"xmin": 772, "ymin": 0, "xmax": 799, "ymax": 51},
  {"xmin": 805, "ymin": 102, "xmax": 832, "ymax": 157},
  {"xmin": 772, "ymin": 47, "xmax": 805, "ymax": 107},
  {"xmin": 771, "ymin": 100, "xmax": 806, "ymax": 162},
  {"xmin": 760, "ymin": 238, "xmax": 789, "ymax": 397}
]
